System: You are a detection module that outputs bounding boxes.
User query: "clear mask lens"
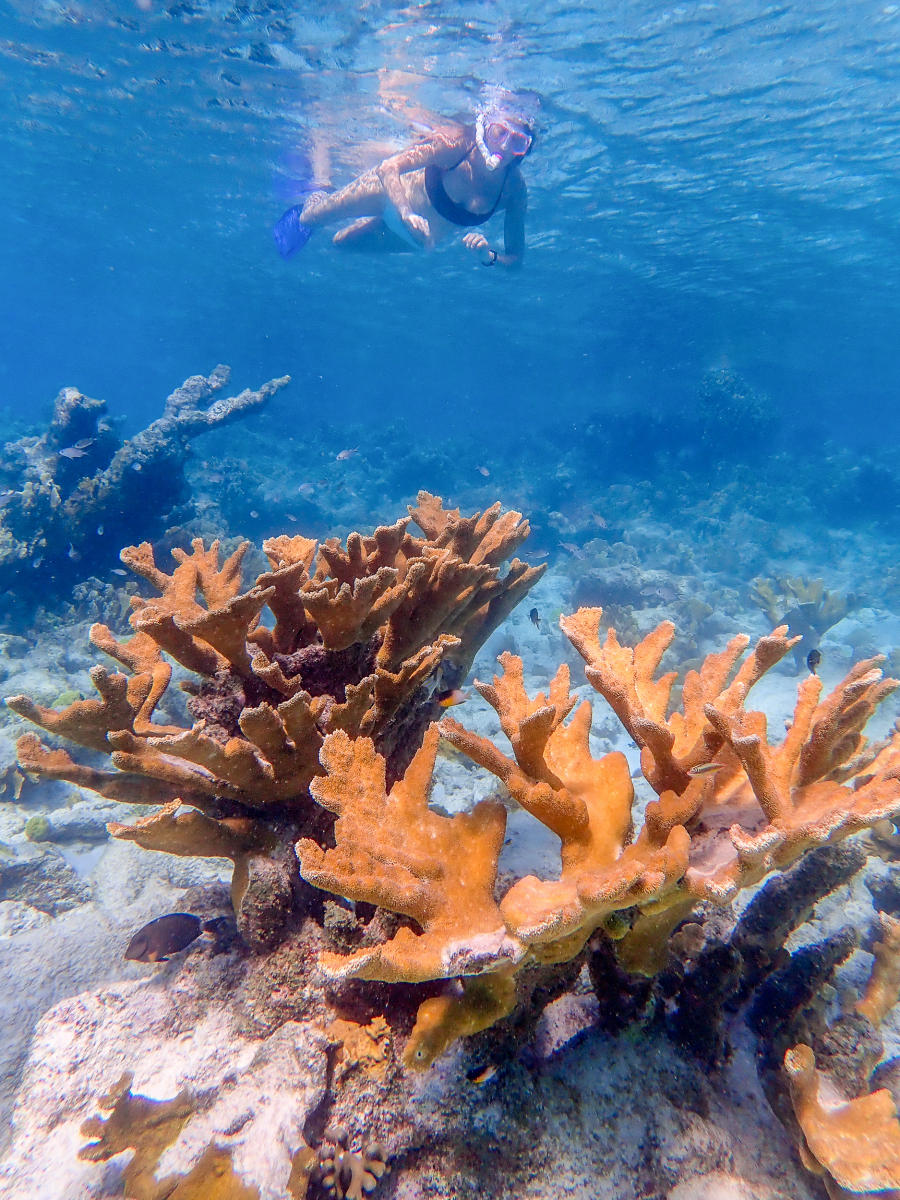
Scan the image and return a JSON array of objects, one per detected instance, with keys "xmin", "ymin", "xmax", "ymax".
[{"xmin": 485, "ymin": 121, "xmax": 532, "ymax": 156}]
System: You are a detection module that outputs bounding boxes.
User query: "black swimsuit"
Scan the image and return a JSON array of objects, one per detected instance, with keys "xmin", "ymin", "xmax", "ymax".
[{"xmin": 424, "ymin": 141, "xmax": 505, "ymax": 227}]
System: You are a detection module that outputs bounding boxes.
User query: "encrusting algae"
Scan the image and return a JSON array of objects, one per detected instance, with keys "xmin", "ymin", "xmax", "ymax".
[{"xmin": 10, "ymin": 493, "xmax": 900, "ymax": 1195}]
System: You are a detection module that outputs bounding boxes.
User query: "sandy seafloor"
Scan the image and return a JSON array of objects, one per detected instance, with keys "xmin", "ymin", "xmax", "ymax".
[{"xmin": 2, "ymin": 489, "xmax": 900, "ymax": 1200}]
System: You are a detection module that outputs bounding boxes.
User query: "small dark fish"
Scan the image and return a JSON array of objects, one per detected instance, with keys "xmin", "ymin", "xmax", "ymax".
[
  {"xmin": 125, "ymin": 913, "xmax": 202, "ymax": 962},
  {"xmin": 807, "ymin": 648, "xmax": 822, "ymax": 675},
  {"xmin": 466, "ymin": 1062, "xmax": 498, "ymax": 1085},
  {"xmin": 529, "ymin": 607, "xmax": 541, "ymax": 629},
  {"xmin": 58, "ymin": 446, "xmax": 88, "ymax": 459},
  {"xmin": 437, "ymin": 688, "xmax": 468, "ymax": 708},
  {"xmin": 640, "ymin": 584, "xmax": 678, "ymax": 605}
]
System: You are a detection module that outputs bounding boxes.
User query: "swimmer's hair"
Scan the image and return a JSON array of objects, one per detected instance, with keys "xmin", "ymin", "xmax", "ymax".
[{"xmin": 478, "ymin": 85, "xmax": 542, "ymax": 134}]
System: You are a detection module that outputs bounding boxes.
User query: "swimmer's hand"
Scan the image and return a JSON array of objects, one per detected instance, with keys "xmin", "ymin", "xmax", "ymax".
[
  {"xmin": 463, "ymin": 231, "xmax": 495, "ymax": 263},
  {"xmin": 400, "ymin": 207, "xmax": 431, "ymax": 243}
]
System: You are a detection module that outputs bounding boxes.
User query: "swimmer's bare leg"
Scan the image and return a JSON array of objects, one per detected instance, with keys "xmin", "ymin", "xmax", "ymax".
[
  {"xmin": 301, "ymin": 169, "xmax": 386, "ymax": 227},
  {"xmin": 333, "ymin": 217, "xmax": 413, "ymax": 253}
]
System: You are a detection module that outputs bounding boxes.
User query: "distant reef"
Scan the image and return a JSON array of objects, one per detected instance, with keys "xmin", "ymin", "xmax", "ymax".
[{"xmin": 0, "ymin": 366, "xmax": 289, "ymax": 621}]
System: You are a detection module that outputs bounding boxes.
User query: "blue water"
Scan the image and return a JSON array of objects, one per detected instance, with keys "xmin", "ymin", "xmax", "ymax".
[
  {"xmin": 2, "ymin": 0, "xmax": 899, "ymax": 452},
  {"xmin": 5, "ymin": 8, "xmax": 900, "ymax": 1195}
]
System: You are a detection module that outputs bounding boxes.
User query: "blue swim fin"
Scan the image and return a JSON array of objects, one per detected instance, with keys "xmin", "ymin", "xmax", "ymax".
[{"xmin": 273, "ymin": 205, "xmax": 312, "ymax": 259}]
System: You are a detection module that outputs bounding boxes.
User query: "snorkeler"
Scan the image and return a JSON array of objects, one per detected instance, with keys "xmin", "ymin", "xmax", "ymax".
[{"xmin": 273, "ymin": 101, "xmax": 534, "ymax": 268}]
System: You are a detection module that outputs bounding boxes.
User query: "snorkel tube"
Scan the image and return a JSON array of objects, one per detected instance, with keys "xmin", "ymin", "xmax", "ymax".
[{"xmin": 475, "ymin": 112, "xmax": 503, "ymax": 170}]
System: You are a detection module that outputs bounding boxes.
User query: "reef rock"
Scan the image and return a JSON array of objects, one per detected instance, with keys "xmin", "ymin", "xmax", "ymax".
[{"xmin": 0, "ymin": 366, "xmax": 289, "ymax": 616}]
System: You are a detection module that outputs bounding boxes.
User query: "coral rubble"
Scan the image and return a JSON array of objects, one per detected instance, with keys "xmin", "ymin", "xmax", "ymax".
[{"xmin": 0, "ymin": 366, "xmax": 288, "ymax": 613}]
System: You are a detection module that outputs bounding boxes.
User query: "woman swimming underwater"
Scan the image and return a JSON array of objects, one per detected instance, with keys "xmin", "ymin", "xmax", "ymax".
[{"xmin": 273, "ymin": 101, "xmax": 535, "ymax": 268}]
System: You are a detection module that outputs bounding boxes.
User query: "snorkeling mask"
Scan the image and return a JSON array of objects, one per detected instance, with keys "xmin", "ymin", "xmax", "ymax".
[{"xmin": 475, "ymin": 112, "xmax": 533, "ymax": 169}]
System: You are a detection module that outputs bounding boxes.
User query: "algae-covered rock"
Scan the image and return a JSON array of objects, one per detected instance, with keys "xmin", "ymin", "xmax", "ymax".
[
  {"xmin": 29, "ymin": 800, "xmax": 116, "ymax": 845},
  {"xmin": 24, "ymin": 815, "xmax": 51, "ymax": 842},
  {"xmin": 0, "ymin": 842, "xmax": 89, "ymax": 913}
]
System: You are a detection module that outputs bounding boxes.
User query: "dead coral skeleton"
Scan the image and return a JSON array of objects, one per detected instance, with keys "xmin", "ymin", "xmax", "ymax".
[{"xmin": 0, "ymin": 366, "xmax": 288, "ymax": 604}]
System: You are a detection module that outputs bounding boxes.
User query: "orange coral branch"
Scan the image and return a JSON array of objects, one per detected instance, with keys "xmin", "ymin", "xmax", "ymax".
[
  {"xmin": 298, "ymin": 726, "xmax": 519, "ymax": 983},
  {"xmin": 441, "ymin": 652, "xmax": 689, "ymax": 959},
  {"xmin": 785, "ymin": 1043, "xmax": 900, "ymax": 1192}
]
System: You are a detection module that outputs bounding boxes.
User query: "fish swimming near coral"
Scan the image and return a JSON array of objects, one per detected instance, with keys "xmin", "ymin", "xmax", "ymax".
[
  {"xmin": 125, "ymin": 913, "xmax": 203, "ymax": 962},
  {"xmin": 529, "ymin": 606, "xmax": 541, "ymax": 629},
  {"xmin": 807, "ymin": 648, "xmax": 822, "ymax": 675},
  {"xmin": 466, "ymin": 1062, "xmax": 498, "ymax": 1085},
  {"xmin": 436, "ymin": 688, "xmax": 468, "ymax": 708},
  {"xmin": 58, "ymin": 446, "xmax": 88, "ymax": 459},
  {"xmin": 641, "ymin": 583, "xmax": 679, "ymax": 605},
  {"xmin": 687, "ymin": 762, "xmax": 726, "ymax": 777}
]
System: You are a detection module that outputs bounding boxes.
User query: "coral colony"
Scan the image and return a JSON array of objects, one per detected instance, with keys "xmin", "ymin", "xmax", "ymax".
[
  {"xmin": 0, "ymin": 366, "xmax": 287, "ymax": 605},
  {"xmin": 11, "ymin": 492, "xmax": 900, "ymax": 1196}
]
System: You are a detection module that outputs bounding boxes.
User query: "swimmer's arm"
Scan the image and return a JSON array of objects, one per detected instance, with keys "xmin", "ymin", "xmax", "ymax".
[
  {"xmin": 375, "ymin": 128, "xmax": 466, "ymax": 213},
  {"xmin": 462, "ymin": 176, "xmax": 527, "ymax": 268}
]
